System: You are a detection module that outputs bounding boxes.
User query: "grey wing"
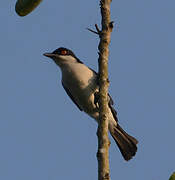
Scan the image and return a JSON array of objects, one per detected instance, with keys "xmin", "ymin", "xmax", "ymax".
[
  {"xmin": 94, "ymin": 90, "xmax": 118, "ymax": 122},
  {"xmin": 62, "ymin": 82, "xmax": 83, "ymax": 111},
  {"xmin": 108, "ymin": 94, "xmax": 118, "ymax": 122}
]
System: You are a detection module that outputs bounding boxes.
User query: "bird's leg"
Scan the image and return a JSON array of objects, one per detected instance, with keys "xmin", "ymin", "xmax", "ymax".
[{"xmin": 94, "ymin": 91, "xmax": 100, "ymax": 108}]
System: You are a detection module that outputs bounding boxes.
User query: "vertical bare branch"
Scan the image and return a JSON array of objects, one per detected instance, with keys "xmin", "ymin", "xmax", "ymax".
[{"xmin": 97, "ymin": 0, "xmax": 113, "ymax": 180}]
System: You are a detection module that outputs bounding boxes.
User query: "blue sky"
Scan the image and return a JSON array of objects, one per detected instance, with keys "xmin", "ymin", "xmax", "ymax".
[{"xmin": 0, "ymin": 0, "xmax": 175, "ymax": 179}]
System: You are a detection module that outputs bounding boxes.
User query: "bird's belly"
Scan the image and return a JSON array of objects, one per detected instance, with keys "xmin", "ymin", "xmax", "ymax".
[
  {"xmin": 62, "ymin": 64, "xmax": 99, "ymax": 120},
  {"xmin": 66, "ymin": 78, "xmax": 99, "ymax": 116},
  {"xmin": 72, "ymin": 82, "xmax": 97, "ymax": 111},
  {"xmin": 78, "ymin": 92, "xmax": 100, "ymax": 121}
]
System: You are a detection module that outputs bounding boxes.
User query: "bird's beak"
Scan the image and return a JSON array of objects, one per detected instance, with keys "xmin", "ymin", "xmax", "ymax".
[{"xmin": 43, "ymin": 53, "xmax": 56, "ymax": 58}]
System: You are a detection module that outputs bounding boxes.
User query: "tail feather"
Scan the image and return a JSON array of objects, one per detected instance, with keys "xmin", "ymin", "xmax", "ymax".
[{"xmin": 110, "ymin": 124, "xmax": 138, "ymax": 161}]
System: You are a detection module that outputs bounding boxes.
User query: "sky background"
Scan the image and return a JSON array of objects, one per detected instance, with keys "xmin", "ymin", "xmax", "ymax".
[{"xmin": 0, "ymin": 0, "xmax": 175, "ymax": 179}]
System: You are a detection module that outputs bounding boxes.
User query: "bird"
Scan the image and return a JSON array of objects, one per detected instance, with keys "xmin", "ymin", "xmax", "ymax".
[{"xmin": 43, "ymin": 47, "xmax": 138, "ymax": 161}]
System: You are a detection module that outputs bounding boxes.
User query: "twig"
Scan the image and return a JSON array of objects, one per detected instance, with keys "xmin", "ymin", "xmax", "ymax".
[
  {"xmin": 87, "ymin": 23, "xmax": 101, "ymax": 36},
  {"xmin": 95, "ymin": 24, "xmax": 101, "ymax": 34},
  {"xmin": 86, "ymin": 28, "xmax": 99, "ymax": 35}
]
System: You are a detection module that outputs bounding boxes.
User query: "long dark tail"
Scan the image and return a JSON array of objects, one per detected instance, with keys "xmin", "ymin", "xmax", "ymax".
[{"xmin": 110, "ymin": 124, "xmax": 138, "ymax": 161}]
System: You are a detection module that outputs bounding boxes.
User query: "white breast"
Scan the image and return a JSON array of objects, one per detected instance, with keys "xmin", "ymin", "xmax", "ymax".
[{"xmin": 61, "ymin": 62, "xmax": 99, "ymax": 115}]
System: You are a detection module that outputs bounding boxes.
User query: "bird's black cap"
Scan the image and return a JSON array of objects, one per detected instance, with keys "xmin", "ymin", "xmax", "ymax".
[{"xmin": 44, "ymin": 47, "xmax": 83, "ymax": 64}]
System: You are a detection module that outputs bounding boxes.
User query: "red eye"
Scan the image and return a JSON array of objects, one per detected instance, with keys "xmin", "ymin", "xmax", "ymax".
[{"xmin": 60, "ymin": 50, "xmax": 67, "ymax": 55}]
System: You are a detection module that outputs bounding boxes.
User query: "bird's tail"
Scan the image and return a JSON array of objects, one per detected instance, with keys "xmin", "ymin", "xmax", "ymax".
[{"xmin": 109, "ymin": 123, "xmax": 138, "ymax": 161}]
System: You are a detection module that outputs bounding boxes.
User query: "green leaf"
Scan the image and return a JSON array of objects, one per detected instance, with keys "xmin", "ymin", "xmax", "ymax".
[
  {"xmin": 169, "ymin": 172, "xmax": 175, "ymax": 180},
  {"xmin": 15, "ymin": 0, "xmax": 43, "ymax": 17}
]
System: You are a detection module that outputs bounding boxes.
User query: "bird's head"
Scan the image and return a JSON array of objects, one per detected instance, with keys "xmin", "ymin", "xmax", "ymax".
[{"xmin": 43, "ymin": 47, "xmax": 83, "ymax": 66}]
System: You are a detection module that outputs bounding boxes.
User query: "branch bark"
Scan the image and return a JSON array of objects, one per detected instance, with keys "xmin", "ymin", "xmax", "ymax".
[{"xmin": 97, "ymin": 0, "xmax": 113, "ymax": 180}]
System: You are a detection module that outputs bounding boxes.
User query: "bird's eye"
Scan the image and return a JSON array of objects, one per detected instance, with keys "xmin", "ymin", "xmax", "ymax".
[{"xmin": 60, "ymin": 50, "xmax": 67, "ymax": 55}]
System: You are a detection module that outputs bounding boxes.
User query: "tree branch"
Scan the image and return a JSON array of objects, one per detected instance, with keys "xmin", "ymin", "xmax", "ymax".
[{"xmin": 97, "ymin": 0, "xmax": 113, "ymax": 180}]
